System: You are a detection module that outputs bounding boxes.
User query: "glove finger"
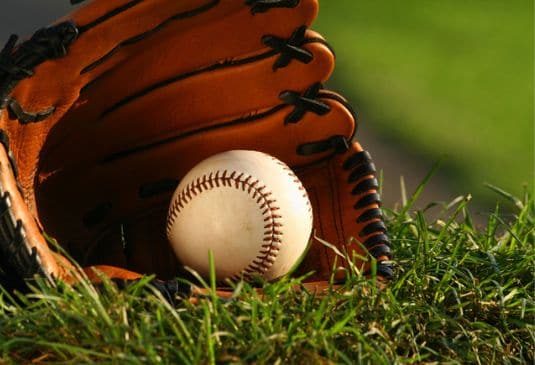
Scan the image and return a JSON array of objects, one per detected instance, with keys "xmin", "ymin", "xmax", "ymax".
[
  {"xmin": 41, "ymin": 28, "xmax": 334, "ymax": 171},
  {"xmin": 78, "ymin": 0, "xmax": 319, "ymax": 99},
  {"xmin": 0, "ymin": 137, "xmax": 81, "ymax": 286},
  {"xmin": 296, "ymin": 141, "xmax": 393, "ymax": 281},
  {"xmin": 10, "ymin": 0, "xmax": 316, "ymax": 126}
]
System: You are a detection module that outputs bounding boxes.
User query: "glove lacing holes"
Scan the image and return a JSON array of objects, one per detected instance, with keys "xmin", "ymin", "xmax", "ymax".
[
  {"xmin": 246, "ymin": 0, "xmax": 300, "ymax": 14},
  {"xmin": 263, "ymin": 26, "xmax": 313, "ymax": 71}
]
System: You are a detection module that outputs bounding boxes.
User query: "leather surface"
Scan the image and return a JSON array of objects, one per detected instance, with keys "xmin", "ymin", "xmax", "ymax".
[
  {"xmin": 0, "ymin": 0, "xmax": 391, "ymax": 283},
  {"xmin": 296, "ymin": 141, "xmax": 389, "ymax": 281},
  {"xmin": 83, "ymin": 265, "xmax": 142, "ymax": 283},
  {"xmin": 0, "ymin": 145, "xmax": 74, "ymax": 282},
  {"xmin": 3, "ymin": 0, "xmax": 320, "ymax": 210}
]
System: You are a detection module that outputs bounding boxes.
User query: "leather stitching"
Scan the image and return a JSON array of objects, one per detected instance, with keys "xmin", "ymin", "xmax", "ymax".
[{"xmin": 167, "ymin": 169, "xmax": 283, "ymax": 281}]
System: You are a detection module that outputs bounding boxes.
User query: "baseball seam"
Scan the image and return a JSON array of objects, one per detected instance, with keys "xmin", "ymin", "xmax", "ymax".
[
  {"xmin": 269, "ymin": 156, "xmax": 313, "ymax": 220},
  {"xmin": 166, "ymin": 170, "xmax": 283, "ymax": 281}
]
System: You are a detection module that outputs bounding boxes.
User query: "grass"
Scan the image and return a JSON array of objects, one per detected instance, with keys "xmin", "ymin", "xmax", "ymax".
[
  {"xmin": 315, "ymin": 0, "xmax": 534, "ymax": 203},
  {"xmin": 0, "ymin": 180, "xmax": 533, "ymax": 364}
]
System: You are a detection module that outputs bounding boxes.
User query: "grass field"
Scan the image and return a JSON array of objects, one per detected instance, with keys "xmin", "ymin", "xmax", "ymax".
[
  {"xmin": 315, "ymin": 0, "xmax": 534, "ymax": 204},
  {"xmin": 1, "ymin": 184, "xmax": 533, "ymax": 364}
]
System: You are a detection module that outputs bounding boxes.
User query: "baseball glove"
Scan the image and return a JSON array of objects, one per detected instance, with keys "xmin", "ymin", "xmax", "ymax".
[{"xmin": 0, "ymin": 0, "xmax": 392, "ymax": 297}]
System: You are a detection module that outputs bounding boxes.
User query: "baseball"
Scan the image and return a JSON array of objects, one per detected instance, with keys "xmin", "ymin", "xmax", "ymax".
[{"xmin": 166, "ymin": 150, "xmax": 313, "ymax": 282}]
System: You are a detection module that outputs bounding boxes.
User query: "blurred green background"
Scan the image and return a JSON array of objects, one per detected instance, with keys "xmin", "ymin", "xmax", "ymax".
[{"xmin": 315, "ymin": 0, "xmax": 534, "ymax": 207}]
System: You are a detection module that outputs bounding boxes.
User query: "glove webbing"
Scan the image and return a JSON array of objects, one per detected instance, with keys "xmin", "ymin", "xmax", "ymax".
[{"xmin": 0, "ymin": 22, "xmax": 78, "ymax": 124}]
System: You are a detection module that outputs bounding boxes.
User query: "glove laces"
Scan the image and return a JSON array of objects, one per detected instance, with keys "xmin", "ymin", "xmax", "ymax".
[{"xmin": 280, "ymin": 83, "xmax": 393, "ymax": 278}]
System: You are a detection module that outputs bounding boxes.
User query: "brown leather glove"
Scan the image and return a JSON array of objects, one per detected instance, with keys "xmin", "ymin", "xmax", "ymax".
[{"xmin": 0, "ymin": 0, "xmax": 392, "ymax": 294}]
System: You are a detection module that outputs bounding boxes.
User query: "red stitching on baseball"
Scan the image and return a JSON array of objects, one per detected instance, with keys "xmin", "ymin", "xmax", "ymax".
[{"xmin": 167, "ymin": 169, "xmax": 283, "ymax": 280}]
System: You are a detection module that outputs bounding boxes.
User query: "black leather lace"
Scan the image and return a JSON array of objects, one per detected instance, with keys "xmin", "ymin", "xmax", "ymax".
[
  {"xmin": 280, "ymin": 83, "xmax": 331, "ymax": 124},
  {"xmin": 0, "ymin": 22, "xmax": 78, "ymax": 123},
  {"xmin": 344, "ymin": 151, "xmax": 391, "ymax": 252},
  {"xmin": 279, "ymin": 83, "xmax": 393, "ymax": 278},
  {"xmin": 246, "ymin": 0, "xmax": 300, "ymax": 14},
  {"xmin": 263, "ymin": 26, "xmax": 313, "ymax": 71},
  {"xmin": 346, "ymin": 152, "xmax": 393, "ymax": 278}
]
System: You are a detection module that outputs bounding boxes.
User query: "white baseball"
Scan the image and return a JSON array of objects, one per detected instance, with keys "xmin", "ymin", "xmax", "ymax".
[{"xmin": 166, "ymin": 150, "xmax": 313, "ymax": 282}]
